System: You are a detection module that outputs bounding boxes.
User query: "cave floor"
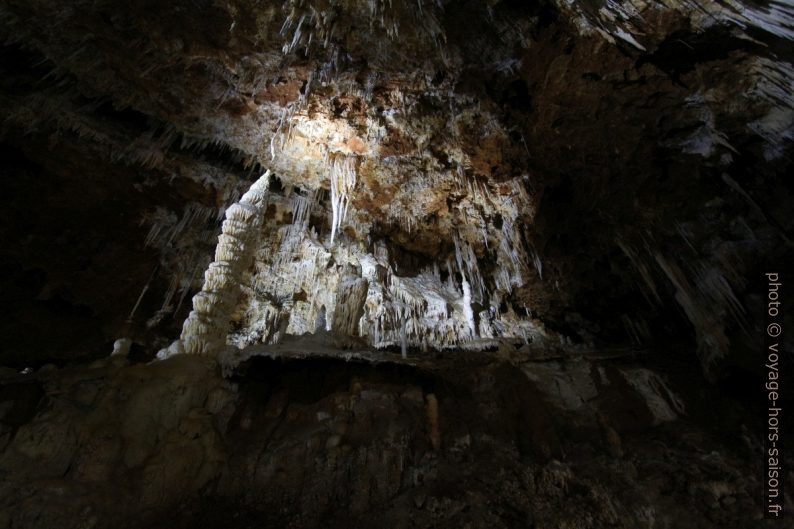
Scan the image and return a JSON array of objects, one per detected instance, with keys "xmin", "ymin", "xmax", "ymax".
[{"xmin": 0, "ymin": 342, "xmax": 767, "ymax": 528}]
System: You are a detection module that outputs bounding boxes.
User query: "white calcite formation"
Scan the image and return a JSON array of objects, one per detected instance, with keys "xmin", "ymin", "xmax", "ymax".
[
  {"xmin": 161, "ymin": 172, "xmax": 271, "ymax": 357},
  {"xmin": 149, "ymin": 142, "xmax": 553, "ymax": 359},
  {"xmin": 328, "ymin": 154, "xmax": 357, "ymax": 243},
  {"xmin": 212, "ymin": 168, "xmax": 551, "ymax": 356},
  {"xmin": 227, "ymin": 230, "xmax": 549, "ymax": 354}
]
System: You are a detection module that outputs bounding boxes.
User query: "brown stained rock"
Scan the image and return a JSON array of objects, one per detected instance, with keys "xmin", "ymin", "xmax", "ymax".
[
  {"xmin": 378, "ymin": 126, "xmax": 416, "ymax": 157},
  {"xmin": 466, "ymin": 135, "xmax": 505, "ymax": 179},
  {"xmin": 344, "ymin": 135, "xmax": 367, "ymax": 154},
  {"xmin": 353, "ymin": 162, "xmax": 400, "ymax": 209},
  {"xmin": 253, "ymin": 78, "xmax": 304, "ymax": 107}
]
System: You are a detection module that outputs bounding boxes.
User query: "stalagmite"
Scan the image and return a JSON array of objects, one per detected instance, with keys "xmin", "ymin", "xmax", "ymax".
[{"xmin": 158, "ymin": 171, "xmax": 271, "ymax": 358}]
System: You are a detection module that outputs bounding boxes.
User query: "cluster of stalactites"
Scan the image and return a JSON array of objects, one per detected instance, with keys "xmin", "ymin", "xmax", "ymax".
[
  {"xmin": 615, "ymin": 232, "xmax": 747, "ymax": 378},
  {"xmin": 370, "ymin": 270, "xmax": 476, "ymax": 353},
  {"xmin": 453, "ymin": 233, "xmax": 485, "ymax": 302},
  {"xmin": 226, "ymin": 188, "xmax": 332, "ymax": 349},
  {"xmin": 165, "ymin": 171, "xmax": 271, "ymax": 356},
  {"xmin": 365, "ymin": 236, "xmax": 489, "ymax": 352},
  {"xmin": 328, "ymin": 154, "xmax": 357, "ymax": 243},
  {"xmin": 358, "ymin": 217, "xmax": 549, "ymax": 353}
]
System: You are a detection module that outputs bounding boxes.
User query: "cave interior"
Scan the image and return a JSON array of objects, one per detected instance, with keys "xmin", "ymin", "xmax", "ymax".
[{"xmin": 0, "ymin": 0, "xmax": 792, "ymax": 527}]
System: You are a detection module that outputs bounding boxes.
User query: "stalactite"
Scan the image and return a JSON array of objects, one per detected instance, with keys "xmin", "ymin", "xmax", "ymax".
[{"xmin": 328, "ymin": 154, "xmax": 357, "ymax": 243}]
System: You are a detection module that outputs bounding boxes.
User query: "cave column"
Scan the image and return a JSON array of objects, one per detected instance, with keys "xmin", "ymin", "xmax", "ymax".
[{"xmin": 164, "ymin": 171, "xmax": 271, "ymax": 357}]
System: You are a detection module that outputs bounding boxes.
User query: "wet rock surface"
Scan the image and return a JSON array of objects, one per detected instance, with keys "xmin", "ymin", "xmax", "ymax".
[{"xmin": 0, "ymin": 350, "xmax": 774, "ymax": 528}]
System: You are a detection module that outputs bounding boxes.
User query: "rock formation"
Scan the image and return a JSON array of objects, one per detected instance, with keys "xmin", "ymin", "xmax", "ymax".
[{"xmin": 168, "ymin": 171, "xmax": 271, "ymax": 357}]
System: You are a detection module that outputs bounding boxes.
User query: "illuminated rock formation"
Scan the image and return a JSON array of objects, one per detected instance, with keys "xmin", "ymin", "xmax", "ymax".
[{"xmin": 162, "ymin": 172, "xmax": 271, "ymax": 356}]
